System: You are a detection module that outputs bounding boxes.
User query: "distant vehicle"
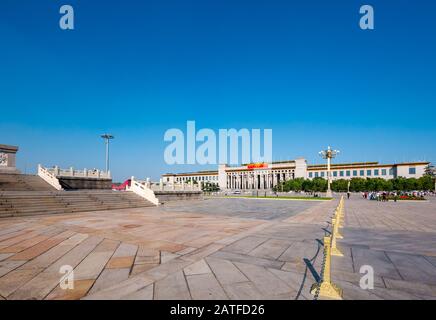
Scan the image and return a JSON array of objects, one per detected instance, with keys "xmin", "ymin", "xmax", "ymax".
[{"xmin": 232, "ymin": 190, "xmax": 241, "ymax": 195}]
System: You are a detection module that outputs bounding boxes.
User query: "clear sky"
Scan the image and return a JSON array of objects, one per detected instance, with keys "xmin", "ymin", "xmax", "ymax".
[{"xmin": 1, "ymin": 0, "xmax": 435, "ymax": 181}]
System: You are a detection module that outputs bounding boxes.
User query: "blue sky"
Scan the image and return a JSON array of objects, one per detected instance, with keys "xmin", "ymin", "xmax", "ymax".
[{"xmin": 1, "ymin": 0, "xmax": 435, "ymax": 181}]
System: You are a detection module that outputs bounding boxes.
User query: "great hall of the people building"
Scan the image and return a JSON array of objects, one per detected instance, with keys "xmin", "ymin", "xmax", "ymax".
[{"xmin": 162, "ymin": 159, "xmax": 430, "ymax": 190}]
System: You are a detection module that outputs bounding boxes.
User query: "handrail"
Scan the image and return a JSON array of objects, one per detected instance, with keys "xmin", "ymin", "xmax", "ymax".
[
  {"xmin": 127, "ymin": 176, "xmax": 159, "ymax": 206},
  {"xmin": 37, "ymin": 164, "xmax": 63, "ymax": 190}
]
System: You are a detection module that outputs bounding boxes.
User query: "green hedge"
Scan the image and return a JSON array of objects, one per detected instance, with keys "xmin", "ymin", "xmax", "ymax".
[{"xmin": 273, "ymin": 175, "xmax": 435, "ymax": 193}]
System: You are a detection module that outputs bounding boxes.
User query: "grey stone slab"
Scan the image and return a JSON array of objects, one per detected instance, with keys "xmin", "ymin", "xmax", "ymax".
[
  {"xmin": 186, "ymin": 273, "xmax": 228, "ymax": 300},
  {"xmin": 278, "ymin": 241, "xmax": 320, "ymax": 263},
  {"xmin": 154, "ymin": 270, "xmax": 191, "ymax": 300},
  {"xmin": 383, "ymin": 278, "xmax": 436, "ymax": 297},
  {"xmin": 351, "ymin": 247, "xmax": 402, "ymax": 279},
  {"xmin": 88, "ymin": 268, "xmax": 130, "ymax": 294},
  {"xmin": 121, "ymin": 284, "xmax": 154, "ymax": 300},
  {"xmin": 386, "ymin": 252, "xmax": 436, "ymax": 284},
  {"xmin": 249, "ymin": 238, "xmax": 293, "ymax": 260},
  {"xmin": 223, "ymin": 282, "xmax": 264, "ymax": 300},
  {"xmin": 210, "ymin": 251, "xmax": 284, "ymax": 269},
  {"xmin": 82, "ymin": 276, "xmax": 154, "ymax": 300},
  {"xmin": 206, "ymin": 257, "xmax": 248, "ymax": 285},
  {"xmin": 222, "ymin": 236, "xmax": 268, "ymax": 255},
  {"xmin": 234, "ymin": 262, "xmax": 293, "ymax": 296},
  {"xmin": 184, "ymin": 259, "xmax": 211, "ymax": 276}
]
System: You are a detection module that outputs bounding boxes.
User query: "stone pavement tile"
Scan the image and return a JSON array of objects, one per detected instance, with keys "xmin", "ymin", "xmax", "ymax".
[
  {"xmin": 267, "ymin": 268, "xmax": 311, "ymax": 300},
  {"xmin": 331, "ymin": 248, "xmax": 354, "ymax": 273},
  {"xmin": 210, "ymin": 251, "xmax": 284, "ymax": 270},
  {"xmin": 370, "ymin": 287, "xmax": 424, "ymax": 300},
  {"xmin": 0, "ymin": 229, "xmax": 45, "ymax": 249},
  {"xmin": 424, "ymin": 255, "xmax": 436, "ymax": 268},
  {"xmin": 234, "ymin": 262, "xmax": 293, "ymax": 296},
  {"xmin": 161, "ymin": 251, "xmax": 180, "ymax": 263},
  {"xmin": 137, "ymin": 240, "xmax": 186, "ymax": 253},
  {"xmin": 121, "ymin": 284, "xmax": 154, "ymax": 300},
  {"xmin": 20, "ymin": 233, "xmax": 88, "ymax": 270},
  {"xmin": 205, "ymin": 257, "xmax": 248, "ymax": 285},
  {"xmin": 186, "ymin": 273, "xmax": 228, "ymax": 300},
  {"xmin": 336, "ymin": 280, "xmax": 383, "ymax": 300},
  {"xmin": 181, "ymin": 243, "xmax": 225, "ymax": 262},
  {"xmin": 88, "ymin": 268, "xmax": 130, "ymax": 294},
  {"xmin": 82, "ymin": 276, "xmax": 154, "ymax": 300},
  {"xmin": 248, "ymin": 239, "xmax": 293, "ymax": 260},
  {"xmin": 154, "ymin": 270, "xmax": 191, "ymax": 300},
  {"xmin": 176, "ymin": 246, "xmax": 197, "ymax": 256},
  {"xmin": 144, "ymin": 258, "xmax": 192, "ymax": 281},
  {"xmin": 0, "ymin": 253, "xmax": 13, "ymax": 262},
  {"xmin": 106, "ymin": 242, "xmax": 137, "ymax": 269},
  {"xmin": 45, "ymin": 279, "xmax": 95, "ymax": 300},
  {"xmin": 222, "ymin": 282, "xmax": 264, "ymax": 300},
  {"xmin": 383, "ymin": 278, "xmax": 436, "ymax": 297},
  {"xmin": 351, "ymin": 247, "xmax": 402, "ymax": 280},
  {"xmin": 131, "ymin": 263, "xmax": 159, "ymax": 276},
  {"xmin": 331, "ymin": 269, "xmax": 385, "ymax": 288},
  {"xmin": 0, "ymin": 260, "xmax": 26, "ymax": 278},
  {"xmin": 0, "ymin": 235, "xmax": 49, "ymax": 254},
  {"xmin": 7, "ymin": 230, "xmax": 75, "ymax": 261},
  {"xmin": 73, "ymin": 239, "xmax": 120, "ymax": 281},
  {"xmin": 278, "ymin": 241, "xmax": 320, "ymax": 263},
  {"xmin": 184, "ymin": 259, "xmax": 211, "ymax": 276},
  {"xmin": 106, "ymin": 256, "xmax": 135, "ymax": 269},
  {"xmin": 0, "ymin": 268, "xmax": 43, "ymax": 297},
  {"xmin": 7, "ymin": 236, "xmax": 103, "ymax": 300},
  {"xmin": 386, "ymin": 252, "xmax": 436, "ymax": 284},
  {"xmin": 221, "ymin": 236, "xmax": 268, "ymax": 255},
  {"xmin": 134, "ymin": 246, "xmax": 160, "ymax": 265}
]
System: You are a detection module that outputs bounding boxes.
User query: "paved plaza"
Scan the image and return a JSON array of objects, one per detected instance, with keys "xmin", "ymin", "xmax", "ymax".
[{"xmin": 0, "ymin": 196, "xmax": 436, "ymax": 300}]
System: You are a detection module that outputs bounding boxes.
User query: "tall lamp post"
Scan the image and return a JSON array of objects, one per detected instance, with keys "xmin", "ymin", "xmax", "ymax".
[
  {"xmin": 319, "ymin": 146, "xmax": 339, "ymax": 198},
  {"xmin": 101, "ymin": 134, "xmax": 114, "ymax": 173}
]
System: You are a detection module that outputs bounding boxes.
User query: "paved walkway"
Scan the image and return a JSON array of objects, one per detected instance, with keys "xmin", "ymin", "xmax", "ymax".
[{"xmin": 0, "ymin": 196, "xmax": 435, "ymax": 300}]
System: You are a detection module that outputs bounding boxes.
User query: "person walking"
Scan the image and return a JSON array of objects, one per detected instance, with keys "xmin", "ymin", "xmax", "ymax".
[{"xmin": 347, "ymin": 191, "xmax": 350, "ymax": 199}]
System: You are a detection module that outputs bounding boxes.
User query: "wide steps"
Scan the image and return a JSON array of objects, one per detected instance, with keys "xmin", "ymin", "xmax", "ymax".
[{"xmin": 0, "ymin": 190, "xmax": 154, "ymax": 217}]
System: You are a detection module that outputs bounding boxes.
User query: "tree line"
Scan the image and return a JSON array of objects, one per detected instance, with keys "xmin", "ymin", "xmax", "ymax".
[{"xmin": 273, "ymin": 175, "xmax": 435, "ymax": 193}]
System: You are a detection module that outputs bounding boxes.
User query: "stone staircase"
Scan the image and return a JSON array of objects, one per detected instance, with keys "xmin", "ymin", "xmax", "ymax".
[
  {"xmin": 0, "ymin": 190, "xmax": 155, "ymax": 218},
  {"xmin": 0, "ymin": 173, "xmax": 55, "ymax": 191}
]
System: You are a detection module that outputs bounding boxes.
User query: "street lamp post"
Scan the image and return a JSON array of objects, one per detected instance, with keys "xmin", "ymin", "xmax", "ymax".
[
  {"xmin": 319, "ymin": 146, "xmax": 339, "ymax": 198},
  {"xmin": 101, "ymin": 134, "xmax": 114, "ymax": 173}
]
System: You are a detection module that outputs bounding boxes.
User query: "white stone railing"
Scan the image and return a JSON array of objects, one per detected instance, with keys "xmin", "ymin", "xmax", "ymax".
[
  {"xmin": 44, "ymin": 165, "xmax": 111, "ymax": 179},
  {"xmin": 127, "ymin": 176, "xmax": 160, "ymax": 206},
  {"xmin": 38, "ymin": 164, "xmax": 63, "ymax": 190},
  {"xmin": 150, "ymin": 179, "xmax": 201, "ymax": 192}
]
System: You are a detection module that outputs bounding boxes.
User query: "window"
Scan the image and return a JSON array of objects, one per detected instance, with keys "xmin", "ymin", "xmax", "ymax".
[
  {"xmin": 346, "ymin": 171, "xmax": 351, "ymax": 177},
  {"xmin": 321, "ymin": 172, "xmax": 325, "ymax": 177},
  {"xmin": 367, "ymin": 170, "xmax": 372, "ymax": 176},
  {"xmin": 389, "ymin": 168, "xmax": 394, "ymax": 175},
  {"xmin": 315, "ymin": 172, "xmax": 319, "ymax": 178},
  {"xmin": 374, "ymin": 169, "xmax": 379, "ymax": 176},
  {"xmin": 382, "ymin": 169, "xmax": 387, "ymax": 175},
  {"xmin": 309, "ymin": 172, "xmax": 313, "ymax": 178},
  {"xmin": 409, "ymin": 167, "xmax": 416, "ymax": 175},
  {"xmin": 360, "ymin": 170, "xmax": 364, "ymax": 176},
  {"xmin": 353, "ymin": 170, "xmax": 358, "ymax": 176},
  {"xmin": 340, "ymin": 171, "xmax": 344, "ymax": 177},
  {"xmin": 333, "ymin": 171, "xmax": 337, "ymax": 177}
]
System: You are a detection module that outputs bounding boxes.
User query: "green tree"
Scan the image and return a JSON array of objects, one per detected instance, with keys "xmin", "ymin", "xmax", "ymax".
[{"xmin": 332, "ymin": 179, "xmax": 348, "ymax": 192}]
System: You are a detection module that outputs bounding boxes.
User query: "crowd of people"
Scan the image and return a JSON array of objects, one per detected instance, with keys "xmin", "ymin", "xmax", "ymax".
[{"xmin": 360, "ymin": 191, "xmax": 434, "ymax": 201}]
